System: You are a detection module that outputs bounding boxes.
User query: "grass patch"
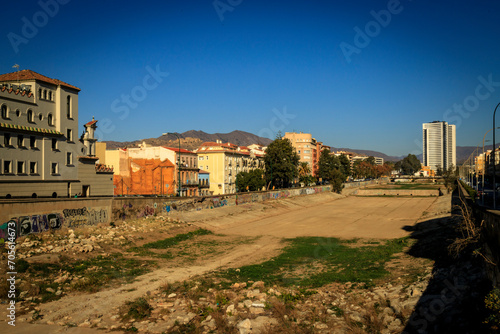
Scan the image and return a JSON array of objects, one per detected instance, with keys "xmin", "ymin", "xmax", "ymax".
[
  {"xmin": 220, "ymin": 237, "xmax": 409, "ymax": 288},
  {"xmin": 122, "ymin": 297, "xmax": 152, "ymax": 321},
  {"xmin": 19, "ymin": 253, "xmax": 154, "ymax": 295},
  {"xmin": 127, "ymin": 229, "xmax": 213, "ymax": 258}
]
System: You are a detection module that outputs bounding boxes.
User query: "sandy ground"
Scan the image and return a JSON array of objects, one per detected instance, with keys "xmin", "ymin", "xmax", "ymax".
[
  {"xmin": 171, "ymin": 192, "xmax": 439, "ymax": 239},
  {"xmin": 0, "ymin": 191, "xmax": 448, "ymax": 333}
]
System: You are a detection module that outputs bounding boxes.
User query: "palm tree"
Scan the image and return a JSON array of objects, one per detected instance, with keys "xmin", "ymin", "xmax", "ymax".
[{"xmin": 298, "ymin": 162, "xmax": 311, "ymax": 177}]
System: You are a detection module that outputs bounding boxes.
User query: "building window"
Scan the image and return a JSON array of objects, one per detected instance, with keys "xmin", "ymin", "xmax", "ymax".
[
  {"xmin": 4, "ymin": 133, "xmax": 11, "ymax": 146},
  {"xmin": 48, "ymin": 113, "xmax": 53, "ymax": 126},
  {"xmin": 30, "ymin": 161, "xmax": 37, "ymax": 174},
  {"xmin": 199, "ymin": 156, "xmax": 204, "ymax": 161},
  {"xmin": 4, "ymin": 160, "xmax": 12, "ymax": 174},
  {"xmin": 43, "ymin": 90, "xmax": 47, "ymax": 99},
  {"xmin": 38, "ymin": 88, "xmax": 42, "ymax": 99},
  {"xmin": 48, "ymin": 91, "xmax": 52, "ymax": 100},
  {"xmin": 38, "ymin": 113, "xmax": 43, "ymax": 121},
  {"xmin": 66, "ymin": 95, "xmax": 72, "ymax": 118},
  {"xmin": 66, "ymin": 152, "xmax": 72, "ymax": 165},
  {"xmin": 15, "ymin": 109, "xmax": 20, "ymax": 117},
  {"xmin": 17, "ymin": 135, "xmax": 24, "ymax": 147},
  {"xmin": 51, "ymin": 162, "xmax": 58, "ymax": 175},
  {"xmin": 30, "ymin": 136, "xmax": 36, "ymax": 149},
  {"xmin": 27, "ymin": 109, "xmax": 34, "ymax": 123},
  {"xmin": 67, "ymin": 129, "xmax": 72, "ymax": 142},
  {"xmin": 52, "ymin": 138, "xmax": 57, "ymax": 150},
  {"xmin": 1, "ymin": 104, "xmax": 8, "ymax": 119},
  {"xmin": 17, "ymin": 161, "xmax": 25, "ymax": 174}
]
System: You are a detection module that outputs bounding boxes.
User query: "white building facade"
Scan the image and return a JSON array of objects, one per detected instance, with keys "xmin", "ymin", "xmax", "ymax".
[{"xmin": 422, "ymin": 121, "xmax": 456, "ymax": 171}]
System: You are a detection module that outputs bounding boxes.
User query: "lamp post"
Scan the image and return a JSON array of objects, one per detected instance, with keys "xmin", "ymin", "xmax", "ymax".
[
  {"xmin": 493, "ymin": 103, "xmax": 500, "ymax": 209},
  {"xmin": 163, "ymin": 132, "xmax": 181, "ymax": 197}
]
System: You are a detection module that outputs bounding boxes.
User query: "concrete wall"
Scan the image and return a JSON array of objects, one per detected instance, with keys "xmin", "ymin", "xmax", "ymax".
[
  {"xmin": 112, "ymin": 185, "xmax": 332, "ymax": 220},
  {"xmin": 0, "ymin": 198, "xmax": 112, "ymax": 240},
  {"xmin": 356, "ymin": 189, "xmax": 440, "ymax": 196}
]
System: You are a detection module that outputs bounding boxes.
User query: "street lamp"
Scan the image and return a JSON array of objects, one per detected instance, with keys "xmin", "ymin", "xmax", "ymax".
[
  {"xmin": 493, "ymin": 103, "xmax": 500, "ymax": 209},
  {"xmin": 163, "ymin": 132, "xmax": 181, "ymax": 197}
]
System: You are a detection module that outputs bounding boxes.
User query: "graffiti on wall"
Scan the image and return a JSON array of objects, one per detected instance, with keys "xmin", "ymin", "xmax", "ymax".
[
  {"xmin": 0, "ymin": 213, "xmax": 64, "ymax": 240},
  {"xmin": 112, "ymin": 186, "xmax": 332, "ymax": 221},
  {"xmin": 0, "ymin": 207, "xmax": 109, "ymax": 240},
  {"xmin": 63, "ymin": 207, "xmax": 109, "ymax": 228}
]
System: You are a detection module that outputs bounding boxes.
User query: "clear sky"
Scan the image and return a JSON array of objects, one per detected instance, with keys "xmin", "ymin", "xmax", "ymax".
[{"xmin": 2, "ymin": 0, "xmax": 500, "ymax": 156}]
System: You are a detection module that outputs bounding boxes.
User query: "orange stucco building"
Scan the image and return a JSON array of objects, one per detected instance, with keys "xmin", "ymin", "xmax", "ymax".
[{"xmin": 113, "ymin": 158, "xmax": 175, "ymax": 196}]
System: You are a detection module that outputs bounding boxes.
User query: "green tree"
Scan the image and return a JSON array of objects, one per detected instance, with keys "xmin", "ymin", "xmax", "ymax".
[
  {"xmin": 317, "ymin": 148, "xmax": 339, "ymax": 181},
  {"xmin": 397, "ymin": 154, "xmax": 421, "ymax": 175},
  {"xmin": 236, "ymin": 169, "xmax": 266, "ymax": 192},
  {"xmin": 329, "ymin": 168, "xmax": 345, "ymax": 193},
  {"xmin": 264, "ymin": 135, "xmax": 300, "ymax": 189},
  {"xmin": 366, "ymin": 156, "xmax": 376, "ymax": 166},
  {"xmin": 339, "ymin": 154, "xmax": 351, "ymax": 178}
]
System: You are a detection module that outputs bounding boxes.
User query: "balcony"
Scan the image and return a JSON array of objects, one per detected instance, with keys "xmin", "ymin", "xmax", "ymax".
[{"xmin": 181, "ymin": 179, "xmax": 199, "ymax": 187}]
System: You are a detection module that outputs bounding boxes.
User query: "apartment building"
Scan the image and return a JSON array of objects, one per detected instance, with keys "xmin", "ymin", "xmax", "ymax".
[
  {"xmin": 196, "ymin": 141, "xmax": 264, "ymax": 195},
  {"xmin": 0, "ymin": 69, "xmax": 112, "ymax": 198},
  {"xmin": 282, "ymin": 132, "xmax": 325, "ymax": 176},
  {"xmin": 422, "ymin": 121, "xmax": 456, "ymax": 171}
]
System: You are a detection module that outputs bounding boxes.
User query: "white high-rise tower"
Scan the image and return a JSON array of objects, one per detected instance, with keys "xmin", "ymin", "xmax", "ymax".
[{"xmin": 422, "ymin": 121, "xmax": 456, "ymax": 171}]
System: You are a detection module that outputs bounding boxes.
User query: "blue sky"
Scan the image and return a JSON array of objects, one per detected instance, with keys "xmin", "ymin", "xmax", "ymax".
[{"xmin": 2, "ymin": 0, "xmax": 500, "ymax": 156}]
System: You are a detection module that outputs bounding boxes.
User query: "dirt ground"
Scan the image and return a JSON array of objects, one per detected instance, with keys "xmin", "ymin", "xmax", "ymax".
[
  {"xmin": 0, "ymin": 191, "xmax": 449, "ymax": 334},
  {"xmin": 170, "ymin": 192, "xmax": 441, "ymax": 239}
]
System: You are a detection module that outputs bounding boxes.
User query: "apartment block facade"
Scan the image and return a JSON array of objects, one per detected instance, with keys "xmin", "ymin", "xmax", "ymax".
[
  {"xmin": 422, "ymin": 121, "xmax": 456, "ymax": 171},
  {"xmin": 196, "ymin": 141, "xmax": 264, "ymax": 195},
  {"xmin": 283, "ymin": 132, "xmax": 325, "ymax": 176}
]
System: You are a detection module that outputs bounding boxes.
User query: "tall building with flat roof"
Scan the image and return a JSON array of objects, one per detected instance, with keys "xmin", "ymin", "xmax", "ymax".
[{"xmin": 422, "ymin": 121, "xmax": 456, "ymax": 171}]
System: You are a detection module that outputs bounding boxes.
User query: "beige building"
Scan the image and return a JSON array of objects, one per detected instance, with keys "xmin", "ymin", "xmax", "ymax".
[
  {"xmin": 196, "ymin": 141, "xmax": 264, "ymax": 195},
  {"xmin": 282, "ymin": 132, "xmax": 325, "ymax": 176},
  {"xmin": 0, "ymin": 69, "xmax": 113, "ymax": 198}
]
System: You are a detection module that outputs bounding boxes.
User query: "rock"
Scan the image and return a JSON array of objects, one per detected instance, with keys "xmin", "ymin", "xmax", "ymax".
[
  {"xmin": 237, "ymin": 318, "xmax": 252, "ymax": 333},
  {"xmin": 46, "ymin": 287, "xmax": 55, "ymax": 293},
  {"xmin": 243, "ymin": 300, "xmax": 253, "ymax": 308},
  {"xmin": 249, "ymin": 307, "xmax": 264, "ymax": 315},
  {"xmin": 55, "ymin": 290, "xmax": 63, "ymax": 296},
  {"xmin": 168, "ymin": 293, "xmax": 177, "ymax": 298},
  {"xmin": 226, "ymin": 304, "xmax": 236, "ymax": 314},
  {"xmin": 314, "ymin": 322, "xmax": 329, "ymax": 329},
  {"xmin": 251, "ymin": 302, "xmax": 265, "ymax": 308},
  {"xmin": 252, "ymin": 281, "xmax": 265, "ymax": 289}
]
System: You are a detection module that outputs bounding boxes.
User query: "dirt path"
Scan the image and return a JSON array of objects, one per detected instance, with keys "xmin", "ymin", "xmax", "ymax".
[{"xmin": 27, "ymin": 234, "xmax": 280, "ymax": 327}]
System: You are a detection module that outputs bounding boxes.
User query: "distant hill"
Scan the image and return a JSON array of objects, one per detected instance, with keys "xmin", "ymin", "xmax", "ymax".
[
  {"xmin": 104, "ymin": 131, "xmax": 488, "ymax": 165},
  {"xmin": 104, "ymin": 130, "xmax": 273, "ymax": 152},
  {"xmin": 329, "ymin": 147, "xmax": 403, "ymax": 162}
]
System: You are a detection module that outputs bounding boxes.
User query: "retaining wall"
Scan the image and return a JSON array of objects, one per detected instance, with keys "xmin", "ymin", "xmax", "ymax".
[
  {"xmin": 0, "ymin": 185, "xmax": 332, "ymax": 240},
  {"xmin": 356, "ymin": 189, "xmax": 440, "ymax": 197}
]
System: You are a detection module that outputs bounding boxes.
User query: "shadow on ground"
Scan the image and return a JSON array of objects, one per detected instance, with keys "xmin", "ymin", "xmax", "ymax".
[{"xmin": 401, "ymin": 189, "xmax": 492, "ymax": 334}]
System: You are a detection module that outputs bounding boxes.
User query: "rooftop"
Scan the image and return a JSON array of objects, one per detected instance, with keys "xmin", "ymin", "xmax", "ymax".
[{"xmin": 0, "ymin": 69, "xmax": 80, "ymax": 91}]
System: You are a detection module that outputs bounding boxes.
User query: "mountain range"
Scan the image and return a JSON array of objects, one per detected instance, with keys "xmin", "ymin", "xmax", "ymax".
[{"xmin": 104, "ymin": 130, "xmax": 489, "ymax": 164}]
